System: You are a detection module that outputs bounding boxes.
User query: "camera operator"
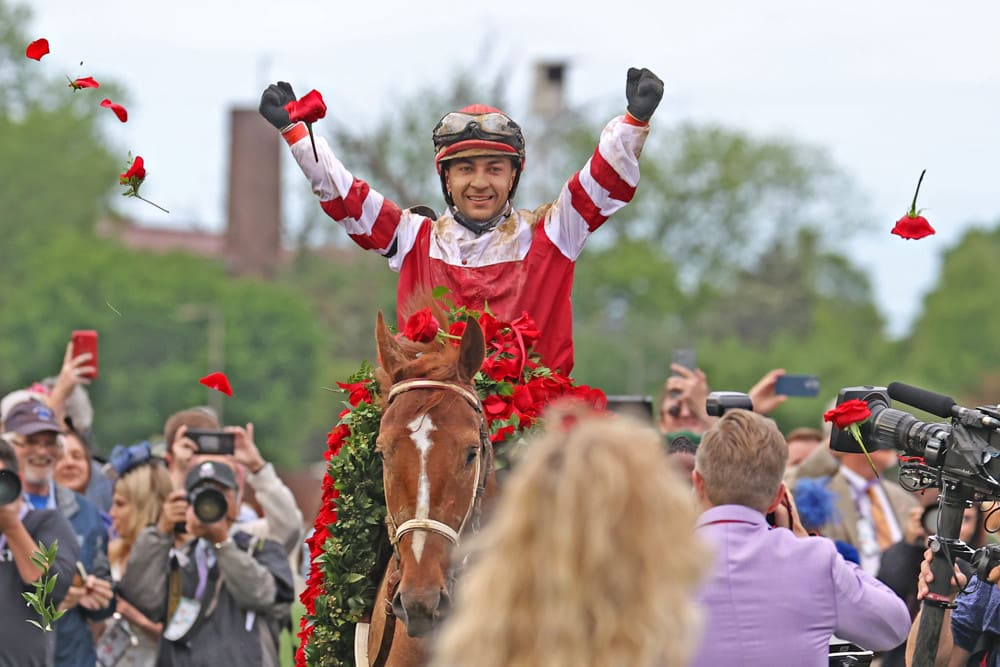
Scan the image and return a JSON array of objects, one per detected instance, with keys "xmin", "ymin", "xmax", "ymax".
[
  {"xmin": 688, "ymin": 409, "xmax": 910, "ymax": 666},
  {"xmin": 906, "ymin": 545, "xmax": 1000, "ymax": 667},
  {"xmin": 117, "ymin": 460, "xmax": 294, "ymax": 666},
  {"xmin": 162, "ymin": 408, "xmax": 303, "ymax": 555},
  {"xmin": 0, "ymin": 438, "xmax": 78, "ymax": 667}
]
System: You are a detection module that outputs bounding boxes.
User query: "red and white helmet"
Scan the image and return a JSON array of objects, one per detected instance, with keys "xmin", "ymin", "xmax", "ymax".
[{"xmin": 432, "ymin": 104, "xmax": 525, "ymax": 205}]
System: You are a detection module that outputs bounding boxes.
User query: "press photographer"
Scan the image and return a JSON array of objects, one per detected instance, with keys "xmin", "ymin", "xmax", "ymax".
[
  {"xmin": 826, "ymin": 382, "xmax": 1000, "ymax": 666},
  {"xmin": 117, "ymin": 460, "xmax": 294, "ymax": 667}
]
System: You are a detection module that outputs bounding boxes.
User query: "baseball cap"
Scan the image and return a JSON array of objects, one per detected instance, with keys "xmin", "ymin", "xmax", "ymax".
[
  {"xmin": 3, "ymin": 399, "xmax": 61, "ymax": 437},
  {"xmin": 185, "ymin": 460, "xmax": 238, "ymax": 493}
]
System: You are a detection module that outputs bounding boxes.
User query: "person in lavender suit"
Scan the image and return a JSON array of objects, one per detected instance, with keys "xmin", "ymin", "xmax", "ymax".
[{"xmin": 688, "ymin": 409, "xmax": 911, "ymax": 667}]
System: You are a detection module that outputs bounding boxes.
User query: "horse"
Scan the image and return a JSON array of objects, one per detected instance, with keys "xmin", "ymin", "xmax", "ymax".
[{"xmin": 362, "ymin": 311, "xmax": 497, "ymax": 667}]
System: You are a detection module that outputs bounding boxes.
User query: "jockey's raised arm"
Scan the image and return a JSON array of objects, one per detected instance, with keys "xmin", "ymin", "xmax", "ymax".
[{"xmin": 259, "ymin": 67, "xmax": 664, "ymax": 374}]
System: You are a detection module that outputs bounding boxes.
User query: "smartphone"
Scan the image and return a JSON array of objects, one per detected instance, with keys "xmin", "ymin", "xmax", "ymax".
[
  {"xmin": 71, "ymin": 330, "xmax": 99, "ymax": 379},
  {"xmin": 604, "ymin": 395, "xmax": 654, "ymax": 420},
  {"xmin": 774, "ymin": 374, "xmax": 821, "ymax": 398},
  {"xmin": 185, "ymin": 429, "xmax": 235, "ymax": 455},
  {"xmin": 671, "ymin": 348, "xmax": 697, "ymax": 373},
  {"xmin": 73, "ymin": 561, "xmax": 88, "ymax": 587}
]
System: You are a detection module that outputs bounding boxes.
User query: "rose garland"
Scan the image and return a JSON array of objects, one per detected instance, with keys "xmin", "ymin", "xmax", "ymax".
[{"xmin": 296, "ymin": 301, "xmax": 606, "ymax": 666}]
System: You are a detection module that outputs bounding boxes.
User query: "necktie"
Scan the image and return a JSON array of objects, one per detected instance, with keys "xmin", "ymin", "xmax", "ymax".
[{"xmin": 867, "ymin": 485, "xmax": 893, "ymax": 550}]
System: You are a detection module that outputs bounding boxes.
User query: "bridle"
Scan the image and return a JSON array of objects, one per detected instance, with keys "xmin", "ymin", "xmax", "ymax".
[
  {"xmin": 369, "ymin": 377, "xmax": 493, "ymax": 667},
  {"xmin": 383, "ymin": 378, "xmax": 493, "ymax": 555}
]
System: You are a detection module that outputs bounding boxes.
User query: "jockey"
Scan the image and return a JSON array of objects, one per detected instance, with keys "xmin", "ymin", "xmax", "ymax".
[{"xmin": 259, "ymin": 67, "xmax": 663, "ymax": 374}]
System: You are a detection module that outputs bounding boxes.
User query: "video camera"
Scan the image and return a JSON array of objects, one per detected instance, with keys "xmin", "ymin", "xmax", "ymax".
[{"xmin": 829, "ymin": 382, "xmax": 1000, "ymax": 663}]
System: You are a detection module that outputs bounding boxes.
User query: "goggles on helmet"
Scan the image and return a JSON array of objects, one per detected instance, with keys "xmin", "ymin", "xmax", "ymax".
[{"xmin": 432, "ymin": 112, "xmax": 525, "ymax": 156}]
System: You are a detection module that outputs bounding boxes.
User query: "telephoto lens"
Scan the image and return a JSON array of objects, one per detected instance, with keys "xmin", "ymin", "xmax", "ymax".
[
  {"xmin": 0, "ymin": 469, "xmax": 22, "ymax": 505},
  {"xmin": 189, "ymin": 485, "xmax": 228, "ymax": 523}
]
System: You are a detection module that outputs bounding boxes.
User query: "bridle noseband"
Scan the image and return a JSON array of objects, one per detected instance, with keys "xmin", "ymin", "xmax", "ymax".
[{"xmin": 383, "ymin": 379, "xmax": 493, "ymax": 552}]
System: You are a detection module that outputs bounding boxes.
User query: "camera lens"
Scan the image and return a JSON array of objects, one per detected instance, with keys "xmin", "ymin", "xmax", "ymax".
[
  {"xmin": 0, "ymin": 470, "xmax": 21, "ymax": 505},
  {"xmin": 190, "ymin": 486, "xmax": 228, "ymax": 523}
]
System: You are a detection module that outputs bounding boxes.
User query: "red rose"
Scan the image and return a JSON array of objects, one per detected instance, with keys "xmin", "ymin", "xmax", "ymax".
[
  {"xmin": 25, "ymin": 38, "xmax": 49, "ymax": 61},
  {"xmin": 337, "ymin": 380, "xmax": 372, "ymax": 406},
  {"xmin": 100, "ymin": 98, "xmax": 128, "ymax": 123},
  {"xmin": 69, "ymin": 76, "xmax": 100, "ymax": 90},
  {"xmin": 482, "ymin": 353, "xmax": 520, "ymax": 381},
  {"xmin": 823, "ymin": 399, "xmax": 871, "ymax": 429},
  {"xmin": 483, "ymin": 395, "xmax": 514, "ymax": 421},
  {"xmin": 447, "ymin": 320, "xmax": 467, "ymax": 345},
  {"xmin": 478, "ymin": 312, "xmax": 500, "ymax": 343},
  {"xmin": 511, "ymin": 311, "xmax": 541, "ymax": 347},
  {"xmin": 891, "ymin": 215, "xmax": 935, "ymax": 240},
  {"xmin": 402, "ymin": 307, "xmax": 440, "ymax": 342},
  {"xmin": 325, "ymin": 424, "xmax": 349, "ymax": 457},
  {"xmin": 285, "ymin": 89, "xmax": 327, "ymax": 124},
  {"xmin": 119, "ymin": 155, "xmax": 146, "ymax": 185},
  {"xmin": 512, "ymin": 383, "xmax": 540, "ymax": 417},
  {"xmin": 490, "ymin": 424, "xmax": 516, "ymax": 444},
  {"xmin": 573, "ymin": 385, "xmax": 608, "ymax": 410},
  {"xmin": 892, "ymin": 169, "xmax": 935, "ymax": 240}
]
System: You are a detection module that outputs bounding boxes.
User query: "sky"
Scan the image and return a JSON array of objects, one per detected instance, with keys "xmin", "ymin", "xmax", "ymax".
[{"xmin": 26, "ymin": 0, "xmax": 1000, "ymax": 337}]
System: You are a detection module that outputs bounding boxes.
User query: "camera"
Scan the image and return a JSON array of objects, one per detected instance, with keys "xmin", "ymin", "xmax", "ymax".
[
  {"xmin": 0, "ymin": 469, "xmax": 22, "ymax": 505},
  {"xmin": 706, "ymin": 391, "xmax": 754, "ymax": 417},
  {"xmin": 185, "ymin": 429, "xmax": 235, "ymax": 456},
  {"xmin": 188, "ymin": 482, "xmax": 229, "ymax": 524}
]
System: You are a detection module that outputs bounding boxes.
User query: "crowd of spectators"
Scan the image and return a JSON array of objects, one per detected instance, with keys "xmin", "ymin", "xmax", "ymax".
[{"xmin": 0, "ymin": 337, "xmax": 302, "ymax": 667}]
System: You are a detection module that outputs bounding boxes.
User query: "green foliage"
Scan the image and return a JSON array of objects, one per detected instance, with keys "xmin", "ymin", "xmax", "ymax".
[
  {"xmin": 0, "ymin": 232, "xmax": 324, "ymax": 465},
  {"xmin": 22, "ymin": 539, "xmax": 66, "ymax": 632}
]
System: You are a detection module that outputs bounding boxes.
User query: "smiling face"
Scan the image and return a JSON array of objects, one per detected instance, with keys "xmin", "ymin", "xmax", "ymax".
[
  {"xmin": 54, "ymin": 432, "xmax": 90, "ymax": 493},
  {"xmin": 444, "ymin": 157, "xmax": 517, "ymax": 222},
  {"xmin": 10, "ymin": 430, "xmax": 61, "ymax": 490}
]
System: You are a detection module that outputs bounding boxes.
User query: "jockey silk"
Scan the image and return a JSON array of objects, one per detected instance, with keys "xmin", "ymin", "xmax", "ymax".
[{"xmin": 283, "ymin": 115, "xmax": 649, "ymax": 374}]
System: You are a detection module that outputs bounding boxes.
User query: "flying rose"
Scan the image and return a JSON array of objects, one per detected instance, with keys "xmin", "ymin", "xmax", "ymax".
[
  {"xmin": 118, "ymin": 154, "xmax": 169, "ymax": 213},
  {"xmin": 285, "ymin": 89, "xmax": 327, "ymax": 162},
  {"xmin": 68, "ymin": 76, "xmax": 100, "ymax": 91},
  {"xmin": 402, "ymin": 307, "xmax": 440, "ymax": 342},
  {"xmin": 25, "ymin": 38, "xmax": 49, "ymax": 61},
  {"xmin": 337, "ymin": 380, "xmax": 373, "ymax": 406},
  {"xmin": 891, "ymin": 169, "xmax": 936, "ymax": 240},
  {"xmin": 100, "ymin": 98, "xmax": 128, "ymax": 122}
]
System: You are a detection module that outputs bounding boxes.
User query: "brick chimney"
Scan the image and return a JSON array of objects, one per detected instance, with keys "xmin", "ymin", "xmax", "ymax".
[{"xmin": 225, "ymin": 108, "xmax": 281, "ymax": 278}]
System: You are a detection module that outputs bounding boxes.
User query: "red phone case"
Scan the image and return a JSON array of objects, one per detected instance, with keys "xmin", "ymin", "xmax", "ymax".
[{"xmin": 71, "ymin": 330, "xmax": 99, "ymax": 379}]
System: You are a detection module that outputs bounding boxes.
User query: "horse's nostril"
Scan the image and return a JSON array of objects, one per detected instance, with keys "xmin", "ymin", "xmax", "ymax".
[
  {"xmin": 437, "ymin": 588, "xmax": 453, "ymax": 616},
  {"xmin": 391, "ymin": 591, "xmax": 407, "ymax": 621}
]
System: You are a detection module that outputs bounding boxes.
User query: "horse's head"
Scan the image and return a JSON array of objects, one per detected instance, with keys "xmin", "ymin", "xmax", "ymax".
[{"xmin": 374, "ymin": 312, "xmax": 490, "ymax": 638}]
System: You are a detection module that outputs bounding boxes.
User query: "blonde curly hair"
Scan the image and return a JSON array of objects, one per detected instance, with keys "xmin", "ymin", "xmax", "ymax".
[{"xmin": 430, "ymin": 403, "xmax": 708, "ymax": 667}]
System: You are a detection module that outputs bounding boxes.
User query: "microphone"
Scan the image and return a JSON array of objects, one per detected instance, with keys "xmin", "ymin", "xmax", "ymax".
[{"xmin": 887, "ymin": 382, "xmax": 956, "ymax": 418}]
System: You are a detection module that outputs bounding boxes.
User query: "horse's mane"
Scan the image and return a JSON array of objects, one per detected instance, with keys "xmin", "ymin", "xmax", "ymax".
[{"xmin": 375, "ymin": 291, "xmax": 467, "ymax": 408}]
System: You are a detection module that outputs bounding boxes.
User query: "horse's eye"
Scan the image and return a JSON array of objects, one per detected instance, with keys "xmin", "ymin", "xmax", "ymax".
[
  {"xmin": 375, "ymin": 447, "xmax": 386, "ymax": 461},
  {"xmin": 465, "ymin": 447, "xmax": 478, "ymax": 466}
]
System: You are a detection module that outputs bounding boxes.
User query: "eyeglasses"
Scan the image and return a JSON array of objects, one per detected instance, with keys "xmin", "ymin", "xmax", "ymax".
[{"xmin": 10, "ymin": 434, "xmax": 60, "ymax": 450}]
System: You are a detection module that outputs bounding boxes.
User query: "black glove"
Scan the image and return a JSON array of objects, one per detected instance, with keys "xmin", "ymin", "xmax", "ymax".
[
  {"xmin": 259, "ymin": 81, "xmax": 297, "ymax": 130},
  {"xmin": 625, "ymin": 67, "xmax": 664, "ymax": 123}
]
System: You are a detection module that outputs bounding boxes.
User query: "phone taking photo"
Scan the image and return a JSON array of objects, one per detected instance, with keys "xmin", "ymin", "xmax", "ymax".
[
  {"xmin": 774, "ymin": 374, "xmax": 821, "ymax": 398},
  {"xmin": 71, "ymin": 330, "xmax": 98, "ymax": 380},
  {"xmin": 185, "ymin": 429, "xmax": 236, "ymax": 456},
  {"xmin": 671, "ymin": 348, "xmax": 697, "ymax": 374}
]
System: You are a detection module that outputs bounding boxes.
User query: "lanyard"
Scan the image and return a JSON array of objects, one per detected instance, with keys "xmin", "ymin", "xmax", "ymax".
[
  {"xmin": 0, "ymin": 504, "xmax": 31, "ymax": 552},
  {"xmin": 193, "ymin": 540, "xmax": 215, "ymax": 599}
]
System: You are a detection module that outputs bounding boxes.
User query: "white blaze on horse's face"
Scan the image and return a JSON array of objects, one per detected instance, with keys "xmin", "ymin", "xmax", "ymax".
[{"xmin": 407, "ymin": 414, "xmax": 436, "ymax": 562}]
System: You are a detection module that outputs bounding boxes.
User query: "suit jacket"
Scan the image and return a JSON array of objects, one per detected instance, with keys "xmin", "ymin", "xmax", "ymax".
[{"xmin": 819, "ymin": 469, "xmax": 918, "ymax": 551}]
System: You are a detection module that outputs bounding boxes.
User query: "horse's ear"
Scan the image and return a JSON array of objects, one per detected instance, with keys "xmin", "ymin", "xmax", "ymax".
[
  {"xmin": 375, "ymin": 311, "xmax": 407, "ymax": 378},
  {"xmin": 457, "ymin": 317, "xmax": 485, "ymax": 384}
]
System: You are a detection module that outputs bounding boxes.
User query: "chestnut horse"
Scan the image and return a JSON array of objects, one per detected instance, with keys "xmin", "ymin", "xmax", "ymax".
[{"xmin": 362, "ymin": 313, "xmax": 496, "ymax": 667}]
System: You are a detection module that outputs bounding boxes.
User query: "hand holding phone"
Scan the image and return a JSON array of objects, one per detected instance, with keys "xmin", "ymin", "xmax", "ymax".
[
  {"xmin": 185, "ymin": 429, "xmax": 236, "ymax": 456},
  {"xmin": 70, "ymin": 330, "xmax": 99, "ymax": 380},
  {"xmin": 774, "ymin": 374, "xmax": 820, "ymax": 398}
]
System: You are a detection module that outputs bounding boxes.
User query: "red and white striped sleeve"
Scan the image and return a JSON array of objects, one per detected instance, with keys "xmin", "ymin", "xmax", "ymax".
[
  {"xmin": 543, "ymin": 115, "xmax": 650, "ymax": 260},
  {"xmin": 282, "ymin": 122, "xmax": 402, "ymax": 255}
]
